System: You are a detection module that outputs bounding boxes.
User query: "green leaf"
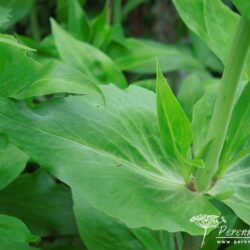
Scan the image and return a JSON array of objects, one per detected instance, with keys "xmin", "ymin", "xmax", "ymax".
[
  {"xmin": 191, "ymin": 92, "xmax": 217, "ymax": 156},
  {"xmin": 173, "ymin": 0, "xmax": 250, "ymax": 79},
  {"xmin": 0, "ymin": 7, "xmax": 11, "ymax": 28},
  {"xmin": 209, "ymin": 157, "xmax": 250, "ymax": 225},
  {"xmin": 0, "ymin": 170, "xmax": 77, "ymax": 236},
  {"xmin": 177, "ymin": 72, "xmax": 213, "ymax": 121},
  {"xmin": 91, "ymin": 2, "xmax": 112, "ymax": 49},
  {"xmin": 0, "ymin": 85, "xmax": 219, "ymax": 235},
  {"xmin": 220, "ymin": 81, "xmax": 250, "ymax": 170},
  {"xmin": 0, "ymin": 0, "xmax": 33, "ymax": 30},
  {"xmin": 51, "ymin": 19, "xmax": 127, "ymax": 87},
  {"xmin": 0, "ymin": 214, "xmax": 39, "ymax": 249},
  {"xmin": 108, "ymin": 38, "xmax": 204, "ymax": 74},
  {"xmin": 0, "ymin": 35, "xmax": 102, "ymax": 99},
  {"xmin": 0, "ymin": 140, "xmax": 28, "ymax": 190},
  {"xmin": 131, "ymin": 228, "xmax": 162, "ymax": 250},
  {"xmin": 156, "ymin": 65, "xmax": 192, "ymax": 161},
  {"xmin": 74, "ymin": 196, "xmax": 146, "ymax": 250},
  {"xmin": 68, "ymin": 0, "xmax": 91, "ymax": 41},
  {"xmin": 232, "ymin": 0, "xmax": 250, "ymax": 21}
]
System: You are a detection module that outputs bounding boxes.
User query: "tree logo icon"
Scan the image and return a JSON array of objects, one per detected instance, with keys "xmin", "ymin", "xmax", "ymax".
[{"xmin": 190, "ymin": 214, "xmax": 226, "ymax": 248}]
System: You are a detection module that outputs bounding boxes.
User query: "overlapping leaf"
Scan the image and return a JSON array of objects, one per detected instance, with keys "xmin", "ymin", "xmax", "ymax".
[
  {"xmin": 172, "ymin": 0, "xmax": 250, "ymax": 79},
  {"xmin": 51, "ymin": 19, "xmax": 127, "ymax": 87},
  {"xmin": 108, "ymin": 38, "xmax": 203, "ymax": 74},
  {"xmin": 0, "ymin": 170, "xmax": 77, "ymax": 236},
  {"xmin": 0, "ymin": 138, "xmax": 28, "ymax": 190},
  {"xmin": 0, "ymin": 34, "xmax": 102, "ymax": 99},
  {"xmin": 0, "ymin": 214, "xmax": 39, "ymax": 250},
  {"xmin": 0, "ymin": 85, "xmax": 219, "ymax": 235}
]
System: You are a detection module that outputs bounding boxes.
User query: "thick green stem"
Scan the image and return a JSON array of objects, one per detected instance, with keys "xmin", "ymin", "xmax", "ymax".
[
  {"xmin": 112, "ymin": 0, "xmax": 122, "ymax": 24},
  {"xmin": 195, "ymin": 16, "xmax": 250, "ymax": 191}
]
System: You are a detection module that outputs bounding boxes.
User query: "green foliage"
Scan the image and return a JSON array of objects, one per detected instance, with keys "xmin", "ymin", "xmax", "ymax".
[{"xmin": 0, "ymin": 0, "xmax": 249, "ymax": 249}]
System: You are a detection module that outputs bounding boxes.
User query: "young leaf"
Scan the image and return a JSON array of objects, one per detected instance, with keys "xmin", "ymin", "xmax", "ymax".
[
  {"xmin": 156, "ymin": 64, "xmax": 192, "ymax": 158},
  {"xmin": 0, "ymin": 170, "xmax": 77, "ymax": 236},
  {"xmin": 51, "ymin": 19, "xmax": 127, "ymax": 87},
  {"xmin": 68, "ymin": 0, "xmax": 91, "ymax": 41},
  {"xmin": 0, "ymin": 85, "xmax": 219, "ymax": 235},
  {"xmin": 91, "ymin": 2, "xmax": 112, "ymax": 49}
]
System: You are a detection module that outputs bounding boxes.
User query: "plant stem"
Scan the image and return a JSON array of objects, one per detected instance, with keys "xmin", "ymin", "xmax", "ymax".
[{"xmin": 195, "ymin": 16, "xmax": 250, "ymax": 191}]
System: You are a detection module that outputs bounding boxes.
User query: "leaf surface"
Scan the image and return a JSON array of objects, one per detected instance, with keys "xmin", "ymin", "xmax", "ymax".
[
  {"xmin": 0, "ymin": 140, "xmax": 28, "ymax": 190},
  {"xmin": 0, "ymin": 35, "xmax": 102, "ymax": 99},
  {"xmin": 0, "ymin": 85, "xmax": 219, "ymax": 235},
  {"xmin": 0, "ymin": 170, "xmax": 77, "ymax": 236},
  {"xmin": 0, "ymin": 214, "xmax": 39, "ymax": 249},
  {"xmin": 51, "ymin": 19, "xmax": 127, "ymax": 87}
]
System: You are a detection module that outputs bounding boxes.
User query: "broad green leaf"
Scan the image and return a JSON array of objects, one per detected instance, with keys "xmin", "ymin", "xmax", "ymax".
[
  {"xmin": 0, "ymin": 35, "xmax": 102, "ymax": 99},
  {"xmin": 0, "ymin": 139, "xmax": 28, "ymax": 190},
  {"xmin": 74, "ymin": 196, "xmax": 145, "ymax": 250},
  {"xmin": 232, "ymin": 0, "xmax": 250, "ymax": 21},
  {"xmin": 51, "ymin": 19, "xmax": 127, "ymax": 87},
  {"xmin": 220, "ymin": 81, "xmax": 250, "ymax": 169},
  {"xmin": 68, "ymin": 0, "xmax": 91, "ymax": 41},
  {"xmin": 156, "ymin": 65, "xmax": 192, "ymax": 159},
  {"xmin": 0, "ymin": 0, "xmax": 33, "ymax": 30},
  {"xmin": 209, "ymin": 157, "xmax": 250, "ymax": 225},
  {"xmin": 0, "ymin": 6, "xmax": 11, "ymax": 28},
  {"xmin": 0, "ymin": 214, "xmax": 39, "ymax": 249},
  {"xmin": 0, "ymin": 170, "xmax": 77, "ymax": 236},
  {"xmin": 0, "ymin": 85, "xmax": 219, "ymax": 235},
  {"xmin": 108, "ymin": 38, "xmax": 204, "ymax": 74}
]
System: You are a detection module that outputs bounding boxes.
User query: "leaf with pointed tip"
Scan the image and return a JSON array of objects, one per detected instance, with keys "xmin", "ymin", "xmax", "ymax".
[
  {"xmin": 68, "ymin": 0, "xmax": 91, "ymax": 41},
  {"xmin": 0, "ymin": 139, "xmax": 28, "ymax": 190},
  {"xmin": 0, "ymin": 85, "xmax": 219, "ymax": 235},
  {"xmin": 0, "ymin": 34, "xmax": 103, "ymax": 99},
  {"xmin": 51, "ymin": 19, "xmax": 127, "ymax": 87},
  {"xmin": 156, "ymin": 65, "xmax": 192, "ymax": 158}
]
